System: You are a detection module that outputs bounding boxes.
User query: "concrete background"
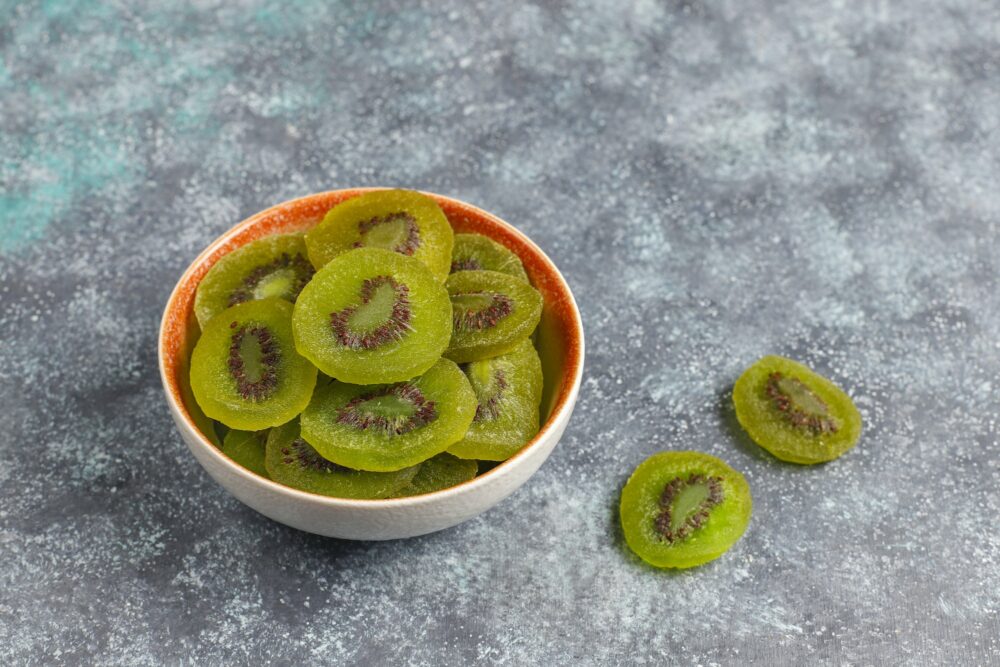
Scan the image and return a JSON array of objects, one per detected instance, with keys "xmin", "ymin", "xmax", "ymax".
[{"xmin": 2, "ymin": 1, "xmax": 998, "ymax": 664}]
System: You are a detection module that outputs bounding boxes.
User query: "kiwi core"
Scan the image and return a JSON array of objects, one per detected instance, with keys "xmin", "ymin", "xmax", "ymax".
[
  {"xmin": 228, "ymin": 323, "xmax": 280, "ymax": 401},
  {"xmin": 329, "ymin": 276, "xmax": 412, "ymax": 350},
  {"xmin": 765, "ymin": 372, "xmax": 839, "ymax": 434},
  {"xmin": 655, "ymin": 474, "xmax": 724, "ymax": 543},
  {"xmin": 337, "ymin": 384, "xmax": 438, "ymax": 435},
  {"xmin": 452, "ymin": 292, "xmax": 513, "ymax": 332},
  {"xmin": 355, "ymin": 212, "xmax": 420, "ymax": 255},
  {"xmin": 229, "ymin": 253, "xmax": 313, "ymax": 307}
]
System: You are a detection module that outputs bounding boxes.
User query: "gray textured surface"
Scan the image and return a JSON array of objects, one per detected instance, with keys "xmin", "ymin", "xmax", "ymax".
[{"xmin": 2, "ymin": 1, "xmax": 999, "ymax": 664}]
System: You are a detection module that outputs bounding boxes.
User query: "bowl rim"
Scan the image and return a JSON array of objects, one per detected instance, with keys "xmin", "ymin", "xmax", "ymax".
[{"xmin": 158, "ymin": 188, "xmax": 585, "ymax": 507}]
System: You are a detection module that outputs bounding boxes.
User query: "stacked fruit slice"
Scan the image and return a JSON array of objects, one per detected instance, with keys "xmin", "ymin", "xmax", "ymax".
[{"xmin": 187, "ymin": 190, "xmax": 545, "ymax": 498}]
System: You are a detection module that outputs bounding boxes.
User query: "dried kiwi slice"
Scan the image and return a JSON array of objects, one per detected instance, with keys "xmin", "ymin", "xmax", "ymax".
[
  {"xmin": 265, "ymin": 420, "xmax": 418, "ymax": 499},
  {"xmin": 733, "ymin": 355, "xmax": 862, "ymax": 464},
  {"xmin": 448, "ymin": 339, "xmax": 542, "ymax": 461},
  {"xmin": 194, "ymin": 234, "xmax": 314, "ymax": 328},
  {"xmin": 292, "ymin": 247, "xmax": 452, "ymax": 384},
  {"xmin": 394, "ymin": 453, "xmax": 478, "ymax": 497},
  {"xmin": 190, "ymin": 298, "xmax": 317, "ymax": 431},
  {"xmin": 444, "ymin": 270, "xmax": 542, "ymax": 363},
  {"xmin": 620, "ymin": 452, "xmax": 752, "ymax": 569},
  {"xmin": 221, "ymin": 429, "xmax": 269, "ymax": 478},
  {"xmin": 450, "ymin": 233, "xmax": 528, "ymax": 281},
  {"xmin": 178, "ymin": 323, "xmax": 222, "ymax": 447},
  {"xmin": 300, "ymin": 359, "xmax": 477, "ymax": 472},
  {"xmin": 306, "ymin": 190, "xmax": 454, "ymax": 280}
]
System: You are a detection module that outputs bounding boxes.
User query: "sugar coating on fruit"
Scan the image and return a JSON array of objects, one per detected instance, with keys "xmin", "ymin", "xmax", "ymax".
[
  {"xmin": 228, "ymin": 252, "xmax": 314, "ymax": 308},
  {"xmin": 281, "ymin": 435, "xmax": 350, "ymax": 473},
  {"xmin": 337, "ymin": 383, "xmax": 438, "ymax": 436},
  {"xmin": 353, "ymin": 212, "xmax": 420, "ymax": 255},
  {"xmin": 765, "ymin": 372, "xmax": 839, "ymax": 435},
  {"xmin": 452, "ymin": 292, "xmax": 513, "ymax": 332},
  {"xmin": 328, "ymin": 275, "xmax": 412, "ymax": 350},
  {"xmin": 655, "ymin": 474, "xmax": 724, "ymax": 543},
  {"xmin": 227, "ymin": 323, "xmax": 280, "ymax": 401}
]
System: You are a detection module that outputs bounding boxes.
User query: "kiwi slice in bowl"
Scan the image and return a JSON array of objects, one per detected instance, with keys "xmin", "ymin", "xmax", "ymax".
[
  {"xmin": 300, "ymin": 358, "xmax": 477, "ymax": 472},
  {"xmin": 306, "ymin": 190, "xmax": 454, "ymax": 280},
  {"xmin": 194, "ymin": 234, "xmax": 314, "ymax": 328},
  {"xmin": 444, "ymin": 270, "xmax": 542, "ymax": 363},
  {"xmin": 620, "ymin": 452, "xmax": 752, "ymax": 569},
  {"xmin": 393, "ymin": 453, "xmax": 478, "ymax": 497},
  {"xmin": 448, "ymin": 339, "xmax": 543, "ymax": 461},
  {"xmin": 190, "ymin": 298, "xmax": 317, "ymax": 431},
  {"xmin": 450, "ymin": 233, "xmax": 529, "ymax": 281},
  {"xmin": 265, "ymin": 420, "xmax": 418, "ymax": 499},
  {"xmin": 292, "ymin": 247, "xmax": 452, "ymax": 385},
  {"xmin": 733, "ymin": 355, "xmax": 862, "ymax": 464},
  {"xmin": 221, "ymin": 429, "xmax": 269, "ymax": 478}
]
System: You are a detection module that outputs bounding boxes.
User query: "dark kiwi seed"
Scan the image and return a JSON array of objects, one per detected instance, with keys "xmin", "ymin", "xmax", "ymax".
[
  {"xmin": 227, "ymin": 324, "xmax": 281, "ymax": 401},
  {"xmin": 228, "ymin": 252, "xmax": 314, "ymax": 308},
  {"xmin": 328, "ymin": 275, "xmax": 412, "ymax": 350},
  {"xmin": 444, "ymin": 270, "xmax": 543, "ymax": 364},
  {"xmin": 654, "ymin": 474, "xmax": 725, "ymax": 544},
  {"xmin": 452, "ymin": 292, "xmax": 514, "ymax": 333},
  {"xmin": 337, "ymin": 383, "xmax": 438, "ymax": 436},
  {"xmin": 193, "ymin": 233, "xmax": 312, "ymax": 328},
  {"xmin": 353, "ymin": 212, "xmax": 420, "ymax": 255},
  {"xmin": 764, "ymin": 372, "xmax": 839, "ymax": 434},
  {"xmin": 264, "ymin": 420, "xmax": 419, "ymax": 499},
  {"xmin": 299, "ymin": 358, "xmax": 477, "ymax": 472}
]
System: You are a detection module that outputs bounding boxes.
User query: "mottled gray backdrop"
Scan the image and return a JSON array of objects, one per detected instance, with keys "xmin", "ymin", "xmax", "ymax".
[{"xmin": 1, "ymin": 1, "xmax": 998, "ymax": 665}]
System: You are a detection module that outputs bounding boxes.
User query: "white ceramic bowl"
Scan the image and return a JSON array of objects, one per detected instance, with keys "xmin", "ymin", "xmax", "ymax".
[{"xmin": 159, "ymin": 189, "xmax": 584, "ymax": 540}]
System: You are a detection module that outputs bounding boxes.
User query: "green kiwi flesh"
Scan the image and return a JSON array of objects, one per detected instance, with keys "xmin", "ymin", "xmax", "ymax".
[
  {"xmin": 450, "ymin": 233, "xmax": 529, "ymax": 281},
  {"xmin": 444, "ymin": 270, "xmax": 542, "ymax": 363},
  {"xmin": 189, "ymin": 298, "xmax": 317, "ymax": 430},
  {"xmin": 265, "ymin": 420, "xmax": 418, "ymax": 499},
  {"xmin": 620, "ymin": 451, "xmax": 752, "ymax": 569},
  {"xmin": 306, "ymin": 190, "xmax": 454, "ymax": 280},
  {"xmin": 300, "ymin": 359, "xmax": 477, "ymax": 472},
  {"xmin": 221, "ymin": 429, "xmax": 269, "ymax": 478},
  {"xmin": 448, "ymin": 338, "xmax": 542, "ymax": 461},
  {"xmin": 733, "ymin": 355, "xmax": 862, "ymax": 464},
  {"xmin": 393, "ymin": 453, "xmax": 478, "ymax": 497},
  {"xmin": 292, "ymin": 247, "xmax": 452, "ymax": 384},
  {"xmin": 194, "ymin": 233, "xmax": 314, "ymax": 328}
]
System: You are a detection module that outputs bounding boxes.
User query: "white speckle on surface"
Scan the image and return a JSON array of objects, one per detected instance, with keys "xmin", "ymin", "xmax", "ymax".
[{"xmin": 2, "ymin": 0, "xmax": 1000, "ymax": 665}]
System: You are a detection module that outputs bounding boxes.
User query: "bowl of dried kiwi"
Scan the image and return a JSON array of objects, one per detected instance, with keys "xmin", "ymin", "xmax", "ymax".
[{"xmin": 159, "ymin": 189, "xmax": 584, "ymax": 540}]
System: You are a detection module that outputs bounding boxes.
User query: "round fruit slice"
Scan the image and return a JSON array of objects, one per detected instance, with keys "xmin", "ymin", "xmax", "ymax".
[
  {"xmin": 450, "ymin": 233, "xmax": 528, "ymax": 281},
  {"xmin": 444, "ymin": 270, "xmax": 542, "ymax": 363},
  {"xmin": 265, "ymin": 420, "xmax": 418, "ymax": 499},
  {"xmin": 221, "ymin": 429, "xmax": 269, "ymax": 478},
  {"xmin": 306, "ymin": 190, "xmax": 454, "ymax": 280},
  {"xmin": 292, "ymin": 247, "xmax": 452, "ymax": 384},
  {"xmin": 190, "ymin": 298, "xmax": 317, "ymax": 430},
  {"xmin": 194, "ymin": 234, "xmax": 314, "ymax": 328},
  {"xmin": 394, "ymin": 453, "xmax": 478, "ymax": 497},
  {"xmin": 300, "ymin": 359, "xmax": 477, "ymax": 472},
  {"xmin": 448, "ymin": 339, "xmax": 543, "ymax": 461},
  {"xmin": 620, "ymin": 451, "xmax": 752, "ymax": 569},
  {"xmin": 733, "ymin": 355, "xmax": 862, "ymax": 464}
]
